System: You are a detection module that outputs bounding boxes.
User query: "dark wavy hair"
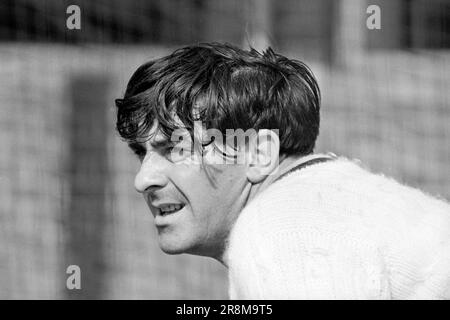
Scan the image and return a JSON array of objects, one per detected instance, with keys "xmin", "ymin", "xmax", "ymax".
[{"xmin": 115, "ymin": 42, "xmax": 321, "ymax": 157}]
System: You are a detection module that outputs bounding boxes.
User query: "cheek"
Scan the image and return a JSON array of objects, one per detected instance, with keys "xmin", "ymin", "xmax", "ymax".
[
  {"xmin": 198, "ymin": 169, "xmax": 242, "ymax": 211},
  {"xmin": 171, "ymin": 166, "xmax": 214, "ymax": 210},
  {"xmin": 182, "ymin": 181, "xmax": 224, "ymax": 222},
  {"xmin": 174, "ymin": 163, "xmax": 244, "ymax": 215}
]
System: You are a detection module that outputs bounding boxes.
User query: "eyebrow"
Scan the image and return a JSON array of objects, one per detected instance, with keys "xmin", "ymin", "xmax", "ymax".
[{"xmin": 127, "ymin": 137, "xmax": 172, "ymax": 154}]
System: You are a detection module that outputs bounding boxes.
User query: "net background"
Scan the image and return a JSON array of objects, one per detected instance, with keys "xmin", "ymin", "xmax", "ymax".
[{"xmin": 0, "ymin": 0, "xmax": 449, "ymax": 299}]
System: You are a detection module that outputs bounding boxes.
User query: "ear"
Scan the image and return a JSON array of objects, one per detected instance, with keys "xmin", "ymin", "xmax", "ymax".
[{"xmin": 246, "ymin": 129, "xmax": 280, "ymax": 184}]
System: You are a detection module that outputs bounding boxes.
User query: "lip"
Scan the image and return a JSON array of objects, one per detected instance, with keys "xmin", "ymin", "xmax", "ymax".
[
  {"xmin": 152, "ymin": 202, "xmax": 185, "ymax": 212},
  {"xmin": 153, "ymin": 203, "xmax": 186, "ymax": 226}
]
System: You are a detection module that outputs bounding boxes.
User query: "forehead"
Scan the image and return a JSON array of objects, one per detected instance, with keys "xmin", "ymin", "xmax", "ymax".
[
  {"xmin": 126, "ymin": 119, "xmax": 167, "ymax": 149},
  {"xmin": 139, "ymin": 117, "xmax": 191, "ymax": 148}
]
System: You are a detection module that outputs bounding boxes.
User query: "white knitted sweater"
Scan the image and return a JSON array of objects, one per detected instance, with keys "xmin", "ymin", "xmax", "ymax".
[{"xmin": 226, "ymin": 157, "xmax": 450, "ymax": 299}]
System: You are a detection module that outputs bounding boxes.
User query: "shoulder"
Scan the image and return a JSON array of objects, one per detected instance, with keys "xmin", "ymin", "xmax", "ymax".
[
  {"xmin": 227, "ymin": 157, "xmax": 450, "ymax": 299},
  {"xmin": 228, "ymin": 158, "xmax": 382, "ymax": 257},
  {"xmin": 238, "ymin": 156, "xmax": 450, "ymax": 238},
  {"xmin": 226, "ymin": 174, "xmax": 390, "ymax": 298},
  {"xmin": 230, "ymin": 158, "xmax": 376, "ymax": 243}
]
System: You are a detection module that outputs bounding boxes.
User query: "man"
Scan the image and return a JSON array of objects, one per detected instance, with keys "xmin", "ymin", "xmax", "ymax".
[{"xmin": 115, "ymin": 43, "xmax": 450, "ymax": 299}]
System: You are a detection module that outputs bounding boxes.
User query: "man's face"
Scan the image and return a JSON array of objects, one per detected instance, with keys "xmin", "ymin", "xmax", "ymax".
[{"xmin": 131, "ymin": 123, "xmax": 249, "ymax": 259}]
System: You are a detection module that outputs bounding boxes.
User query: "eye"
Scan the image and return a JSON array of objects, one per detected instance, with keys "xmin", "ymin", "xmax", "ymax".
[
  {"xmin": 164, "ymin": 143, "xmax": 181, "ymax": 163},
  {"xmin": 128, "ymin": 143, "xmax": 146, "ymax": 161},
  {"xmin": 163, "ymin": 142, "xmax": 176, "ymax": 153},
  {"xmin": 133, "ymin": 149, "xmax": 146, "ymax": 162},
  {"xmin": 160, "ymin": 143, "xmax": 178, "ymax": 161}
]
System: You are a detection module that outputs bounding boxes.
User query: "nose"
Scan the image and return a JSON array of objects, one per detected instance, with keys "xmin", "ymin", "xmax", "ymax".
[{"xmin": 134, "ymin": 153, "xmax": 169, "ymax": 193}]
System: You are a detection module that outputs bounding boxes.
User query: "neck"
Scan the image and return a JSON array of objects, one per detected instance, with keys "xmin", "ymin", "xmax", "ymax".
[
  {"xmin": 219, "ymin": 154, "xmax": 304, "ymax": 267},
  {"xmin": 246, "ymin": 154, "xmax": 307, "ymax": 204},
  {"xmin": 216, "ymin": 153, "xmax": 336, "ymax": 267},
  {"xmin": 219, "ymin": 152, "xmax": 336, "ymax": 266}
]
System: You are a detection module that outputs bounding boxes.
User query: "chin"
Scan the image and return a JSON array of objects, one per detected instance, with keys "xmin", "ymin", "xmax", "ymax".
[
  {"xmin": 158, "ymin": 237, "xmax": 192, "ymax": 255},
  {"xmin": 159, "ymin": 245, "xmax": 186, "ymax": 255},
  {"xmin": 158, "ymin": 237, "xmax": 209, "ymax": 257}
]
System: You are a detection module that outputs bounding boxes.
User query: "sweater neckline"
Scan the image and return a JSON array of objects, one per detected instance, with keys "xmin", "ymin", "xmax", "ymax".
[{"xmin": 246, "ymin": 152, "xmax": 337, "ymax": 205}]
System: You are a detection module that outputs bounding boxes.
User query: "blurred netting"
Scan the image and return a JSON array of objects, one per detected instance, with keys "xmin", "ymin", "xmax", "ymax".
[
  {"xmin": 0, "ymin": 45, "xmax": 229, "ymax": 299},
  {"xmin": 0, "ymin": 0, "xmax": 449, "ymax": 299}
]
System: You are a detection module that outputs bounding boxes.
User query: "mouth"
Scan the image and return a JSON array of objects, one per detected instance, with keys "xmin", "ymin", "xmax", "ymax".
[{"xmin": 157, "ymin": 203, "xmax": 185, "ymax": 217}]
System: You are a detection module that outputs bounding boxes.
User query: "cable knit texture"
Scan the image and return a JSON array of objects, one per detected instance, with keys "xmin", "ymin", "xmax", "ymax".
[{"xmin": 227, "ymin": 158, "xmax": 450, "ymax": 299}]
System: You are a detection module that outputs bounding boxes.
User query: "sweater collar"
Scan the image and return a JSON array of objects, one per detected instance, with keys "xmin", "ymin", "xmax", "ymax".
[{"xmin": 246, "ymin": 152, "xmax": 336, "ymax": 205}]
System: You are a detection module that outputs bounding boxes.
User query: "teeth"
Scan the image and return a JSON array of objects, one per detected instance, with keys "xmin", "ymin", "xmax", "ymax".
[{"xmin": 160, "ymin": 204, "xmax": 182, "ymax": 215}]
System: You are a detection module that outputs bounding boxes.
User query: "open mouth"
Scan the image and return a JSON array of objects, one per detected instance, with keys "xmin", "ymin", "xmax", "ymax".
[{"xmin": 158, "ymin": 204, "xmax": 185, "ymax": 216}]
